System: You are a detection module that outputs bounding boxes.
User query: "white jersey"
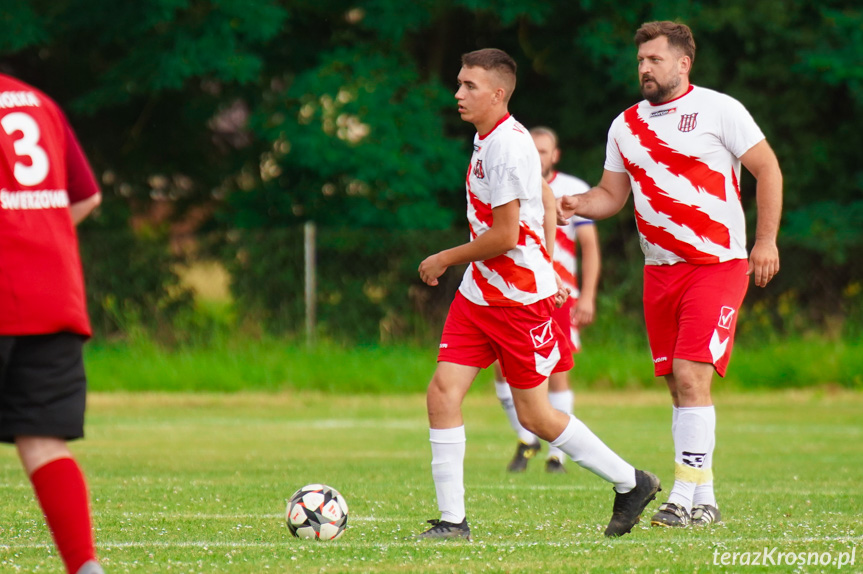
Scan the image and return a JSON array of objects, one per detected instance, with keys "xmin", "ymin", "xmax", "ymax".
[
  {"xmin": 459, "ymin": 114, "xmax": 557, "ymax": 306},
  {"xmin": 548, "ymin": 171, "xmax": 592, "ymax": 299},
  {"xmin": 605, "ymin": 85, "xmax": 765, "ymax": 265}
]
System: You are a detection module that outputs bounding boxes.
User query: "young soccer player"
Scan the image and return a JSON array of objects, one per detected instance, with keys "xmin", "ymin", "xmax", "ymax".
[{"xmin": 417, "ymin": 48, "xmax": 660, "ymax": 540}]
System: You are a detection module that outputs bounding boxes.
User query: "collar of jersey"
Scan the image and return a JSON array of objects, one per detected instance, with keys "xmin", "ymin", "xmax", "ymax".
[
  {"xmin": 478, "ymin": 113, "xmax": 511, "ymax": 140},
  {"xmin": 648, "ymin": 84, "xmax": 695, "ymax": 107}
]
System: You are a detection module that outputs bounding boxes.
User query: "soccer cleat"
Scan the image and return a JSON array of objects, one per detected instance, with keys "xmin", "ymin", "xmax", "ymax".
[
  {"xmin": 418, "ymin": 518, "xmax": 472, "ymax": 540},
  {"xmin": 76, "ymin": 561, "xmax": 105, "ymax": 574},
  {"xmin": 545, "ymin": 456, "xmax": 567, "ymax": 474},
  {"xmin": 650, "ymin": 502, "xmax": 691, "ymax": 528},
  {"xmin": 507, "ymin": 440, "xmax": 540, "ymax": 472},
  {"xmin": 691, "ymin": 504, "xmax": 721, "ymax": 527},
  {"xmin": 604, "ymin": 469, "xmax": 661, "ymax": 537}
]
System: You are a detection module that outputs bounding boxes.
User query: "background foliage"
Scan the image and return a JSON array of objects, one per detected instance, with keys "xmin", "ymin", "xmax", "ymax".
[{"xmin": 1, "ymin": 0, "xmax": 861, "ymax": 343}]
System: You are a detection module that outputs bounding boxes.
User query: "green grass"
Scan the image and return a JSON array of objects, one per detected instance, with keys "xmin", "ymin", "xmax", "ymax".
[
  {"xmin": 1, "ymin": 390, "xmax": 860, "ymax": 573},
  {"xmin": 82, "ymin": 336, "xmax": 863, "ymax": 392}
]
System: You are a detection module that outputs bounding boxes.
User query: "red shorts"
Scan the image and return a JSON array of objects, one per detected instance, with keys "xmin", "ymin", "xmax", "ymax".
[
  {"xmin": 552, "ymin": 297, "xmax": 581, "ymax": 354},
  {"xmin": 643, "ymin": 259, "xmax": 749, "ymax": 377},
  {"xmin": 438, "ymin": 291, "xmax": 574, "ymax": 389}
]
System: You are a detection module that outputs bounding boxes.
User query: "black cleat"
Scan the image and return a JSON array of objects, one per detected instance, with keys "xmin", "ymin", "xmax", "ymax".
[
  {"xmin": 650, "ymin": 502, "xmax": 691, "ymax": 528},
  {"xmin": 690, "ymin": 504, "xmax": 721, "ymax": 527},
  {"xmin": 545, "ymin": 456, "xmax": 567, "ymax": 474},
  {"xmin": 418, "ymin": 518, "xmax": 472, "ymax": 540},
  {"xmin": 507, "ymin": 440, "xmax": 540, "ymax": 472},
  {"xmin": 604, "ymin": 470, "xmax": 661, "ymax": 537}
]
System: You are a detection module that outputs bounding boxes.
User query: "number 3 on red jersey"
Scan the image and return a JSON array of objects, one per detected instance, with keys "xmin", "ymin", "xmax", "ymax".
[{"xmin": 1, "ymin": 112, "xmax": 50, "ymax": 187}]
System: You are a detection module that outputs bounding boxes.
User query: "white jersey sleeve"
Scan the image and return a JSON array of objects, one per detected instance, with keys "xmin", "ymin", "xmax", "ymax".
[{"xmin": 604, "ymin": 116, "xmax": 627, "ymax": 173}]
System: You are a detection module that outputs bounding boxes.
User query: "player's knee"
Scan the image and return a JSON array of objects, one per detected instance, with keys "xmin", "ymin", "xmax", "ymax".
[
  {"xmin": 426, "ymin": 374, "xmax": 460, "ymax": 410},
  {"xmin": 15, "ymin": 436, "xmax": 71, "ymax": 475},
  {"xmin": 516, "ymin": 410, "xmax": 552, "ymax": 440},
  {"xmin": 673, "ymin": 378, "xmax": 711, "ymax": 405}
]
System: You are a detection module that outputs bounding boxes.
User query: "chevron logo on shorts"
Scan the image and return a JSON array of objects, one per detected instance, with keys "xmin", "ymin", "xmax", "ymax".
[
  {"xmin": 709, "ymin": 329, "xmax": 729, "ymax": 362},
  {"xmin": 534, "ymin": 342, "xmax": 560, "ymax": 377}
]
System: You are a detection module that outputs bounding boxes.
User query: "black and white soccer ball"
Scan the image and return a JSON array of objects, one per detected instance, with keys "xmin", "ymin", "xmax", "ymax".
[{"xmin": 286, "ymin": 484, "xmax": 349, "ymax": 540}]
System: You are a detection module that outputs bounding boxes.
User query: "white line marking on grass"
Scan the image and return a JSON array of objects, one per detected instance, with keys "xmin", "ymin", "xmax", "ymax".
[
  {"xmin": 2, "ymin": 535, "xmax": 861, "ymax": 552},
  {"xmin": 92, "ymin": 512, "xmax": 400, "ymax": 523},
  {"xmin": 104, "ymin": 419, "xmax": 427, "ymax": 431}
]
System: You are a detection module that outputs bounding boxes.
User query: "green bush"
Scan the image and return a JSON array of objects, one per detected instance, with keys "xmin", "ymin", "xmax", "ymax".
[{"xmin": 78, "ymin": 201, "xmax": 195, "ymax": 341}]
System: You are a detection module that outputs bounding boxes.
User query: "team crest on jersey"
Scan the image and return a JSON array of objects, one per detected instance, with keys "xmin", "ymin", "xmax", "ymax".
[
  {"xmin": 473, "ymin": 160, "xmax": 485, "ymax": 179},
  {"xmin": 678, "ymin": 113, "xmax": 698, "ymax": 132}
]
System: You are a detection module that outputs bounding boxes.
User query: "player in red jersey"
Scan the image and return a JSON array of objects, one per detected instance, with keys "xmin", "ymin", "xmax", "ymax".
[
  {"xmin": 558, "ymin": 21, "xmax": 783, "ymax": 528},
  {"xmin": 0, "ymin": 73, "xmax": 104, "ymax": 574},
  {"xmin": 417, "ymin": 48, "xmax": 659, "ymax": 540},
  {"xmin": 494, "ymin": 126, "xmax": 601, "ymax": 474}
]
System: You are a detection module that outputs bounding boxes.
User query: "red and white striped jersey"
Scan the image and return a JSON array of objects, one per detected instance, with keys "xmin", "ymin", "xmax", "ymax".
[
  {"xmin": 605, "ymin": 85, "xmax": 764, "ymax": 266},
  {"xmin": 458, "ymin": 114, "xmax": 557, "ymax": 307},
  {"xmin": 548, "ymin": 171, "xmax": 591, "ymax": 299}
]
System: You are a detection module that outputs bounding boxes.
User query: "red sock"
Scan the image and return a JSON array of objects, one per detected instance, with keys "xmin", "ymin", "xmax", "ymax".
[{"xmin": 30, "ymin": 457, "xmax": 97, "ymax": 574}]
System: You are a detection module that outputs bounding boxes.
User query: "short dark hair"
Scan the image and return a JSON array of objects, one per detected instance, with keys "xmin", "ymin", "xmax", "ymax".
[
  {"xmin": 529, "ymin": 126, "xmax": 558, "ymax": 148},
  {"xmin": 461, "ymin": 48, "xmax": 517, "ymax": 101},
  {"xmin": 635, "ymin": 21, "xmax": 696, "ymax": 64}
]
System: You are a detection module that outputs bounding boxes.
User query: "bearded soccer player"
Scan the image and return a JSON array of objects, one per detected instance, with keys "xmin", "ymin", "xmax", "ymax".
[
  {"xmin": 558, "ymin": 21, "xmax": 783, "ymax": 528},
  {"xmin": 417, "ymin": 48, "xmax": 659, "ymax": 540},
  {"xmin": 495, "ymin": 126, "xmax": 601, "ymax": 474},
  {"xmin": 0, "ymin": 74, "xmax": 104, "ymax": 574}
]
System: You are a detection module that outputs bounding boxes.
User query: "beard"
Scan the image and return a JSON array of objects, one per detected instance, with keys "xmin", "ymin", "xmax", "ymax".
[{"xmin": 640, "ymin": 74, "xmax": 681, "ymax": 104}]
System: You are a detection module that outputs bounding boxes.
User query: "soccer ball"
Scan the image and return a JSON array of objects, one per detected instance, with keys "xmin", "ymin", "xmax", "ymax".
[{"xmin": 286, "ymin": 484, "xmax": 349, "ymax": 540}]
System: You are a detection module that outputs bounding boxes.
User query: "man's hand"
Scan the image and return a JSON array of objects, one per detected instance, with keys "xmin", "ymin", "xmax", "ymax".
[
  {"xmin": 557, "ymin": 195, "xmax": 579, "ymax": 224},
  {"xmin": 572, "ymin": 298, "xmax": 595, "ymax": 327},
  {"xmin": 554, "ymin": 272, "xmax": 570, "ymax": 308},
  {"xmin": 419, "ymin": 253, "xmax": 448, "ymax": 286},
  {"xmin": 747, "ymin": 239, "xmax": 780, "ymax": 288}
]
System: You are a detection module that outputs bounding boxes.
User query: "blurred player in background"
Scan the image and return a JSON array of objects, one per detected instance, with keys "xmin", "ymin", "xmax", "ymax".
[
  {"xmin": 0, "ymin": 73, "xmax": 104, "ymax": 574},
  {"xmin": 417, "ymin": 48, "xmax": 659, "ymax": 541},
  {"xmin": 558, "ymin": 21, "xmax": 782, "ymax": 528},
  {"xmin": 494, "ymin": 126, "xmax": 601, "ymax": 474}
]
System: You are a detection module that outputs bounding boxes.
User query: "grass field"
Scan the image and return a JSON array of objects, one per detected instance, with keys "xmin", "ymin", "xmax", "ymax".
[{"xmin": 1, "ymin": 389, "xmax": 860, "ymax": 573}]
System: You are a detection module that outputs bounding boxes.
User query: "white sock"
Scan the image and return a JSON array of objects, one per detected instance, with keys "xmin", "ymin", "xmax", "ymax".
[
  {"xmin": 547, "ymin": 390, "xmax": 574, "ymax": 461},
  {"xmin": 672, "ymin": 405, "xmax": 679, "ymax": 435},
  {"xmin": 550, "ymin": 414, "xmax": 635, "ymax": 492},
  {"xmin": 430, "ymin": 426, "xmax": 466, "ymax": 523},
  {"xmin": 495, "ymin": 381, "xmax": 537, "ymax": 445},
  {"xmin": 692, "ymin": 407, "xmax": 717, "ymax": 508},
  {"xmin": 667, "ymin": 406, "xmax": 715, "ymax": 512}
]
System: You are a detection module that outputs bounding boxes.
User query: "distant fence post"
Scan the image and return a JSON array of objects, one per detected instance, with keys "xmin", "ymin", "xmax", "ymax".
[{"xmin": 304, "ymin": 221, "xmax": 316, "ymax": 347}]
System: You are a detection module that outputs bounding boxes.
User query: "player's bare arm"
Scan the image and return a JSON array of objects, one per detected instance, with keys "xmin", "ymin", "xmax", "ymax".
[
  {"xmin": 70, "ymin": 192, "xmax": 102, "ymax": 225},
  {"xmin": 573, "ymin": 223, "xmax": 600, "ymax": 327},
  {"xmin": 541, "ymin": 179, "xmax": 556, "ymax": 260},
  {"xmin": 542, "ymin": 179, "xmax": 569, "ymax": 307},
  {"xmin": 419, "ymin": 199, "xmax": 520, "ymax": 286},
  {"xmin": 557, "ymin": 170, "xmax": 631, "ymax": 224},
  {"xmin": 740, "ymin": 139, "xmax": 783, "ymax": 288}
]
